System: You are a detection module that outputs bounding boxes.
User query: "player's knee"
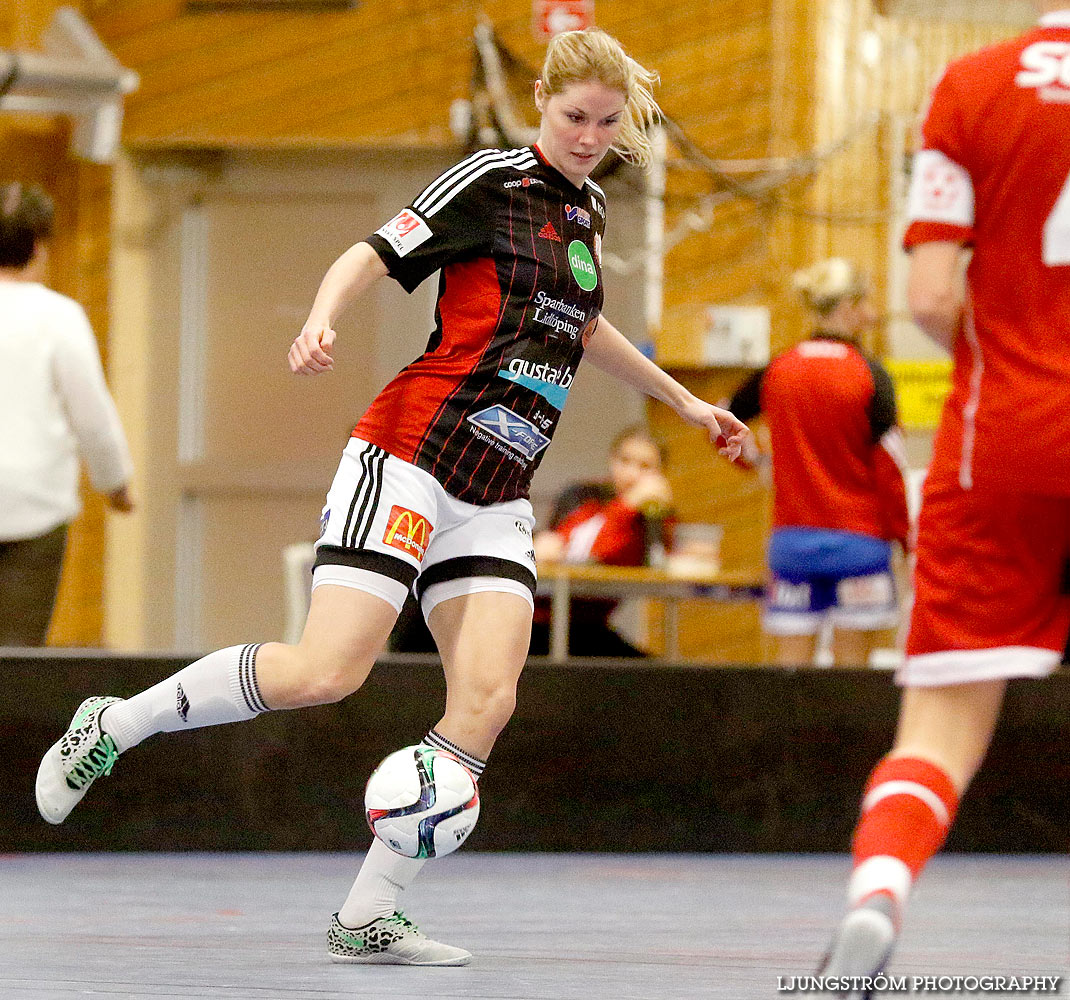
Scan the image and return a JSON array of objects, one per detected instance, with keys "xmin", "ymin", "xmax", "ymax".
[{"xmin": 295, "ymin": 651, "xmax": 374, "ymax": 705}]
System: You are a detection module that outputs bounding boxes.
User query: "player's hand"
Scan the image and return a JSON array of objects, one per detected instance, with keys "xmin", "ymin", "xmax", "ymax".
[
  {"xmin": 675, "ymin": 397, "xmax": 751, "ymax": 462},
  {"xmin": 289, "ymin": 321, "xmax": 336, "ymax": 375}
]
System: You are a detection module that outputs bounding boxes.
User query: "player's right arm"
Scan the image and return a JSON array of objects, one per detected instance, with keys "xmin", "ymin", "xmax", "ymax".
[
  {"xmin": 290, "ymin": 242, "xmax": 389, "ymax": 375},
  {"xmin": 907, "ymin": 241, "xmax": 966, "ymax": 352}
]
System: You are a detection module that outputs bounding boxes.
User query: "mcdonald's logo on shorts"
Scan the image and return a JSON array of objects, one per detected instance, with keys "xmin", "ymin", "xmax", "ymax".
[{"xmin": 383, "ymin": 505, "xmax": 434, "ymax": 562}]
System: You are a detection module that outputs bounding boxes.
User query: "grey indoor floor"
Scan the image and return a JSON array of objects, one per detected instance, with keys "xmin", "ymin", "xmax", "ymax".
[{"xmin": 1, "ymin": 853, "xmax": 1066, "ymax": 999}]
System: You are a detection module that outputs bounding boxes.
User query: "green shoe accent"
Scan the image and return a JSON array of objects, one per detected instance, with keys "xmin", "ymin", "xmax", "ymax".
[{"xmin": 64, "ymin": 732, "xmax": 118, "ymax": 790}]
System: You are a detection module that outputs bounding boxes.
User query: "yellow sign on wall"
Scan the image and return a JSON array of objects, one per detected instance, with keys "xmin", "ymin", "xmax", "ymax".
[{"xmin": 885, "ymin": 359, "xmax": 953, "ymax": 431}]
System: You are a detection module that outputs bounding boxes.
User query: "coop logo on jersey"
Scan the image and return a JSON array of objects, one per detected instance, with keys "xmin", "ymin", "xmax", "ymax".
[
  {"xmin": 1015, "ymin": 41, "xmax": 1070, "ymax": 99},
  {"xmin": 504, "ymin": 176, "xmax": 544, "ymax": 189},
  {"xmin": 382, "ymin": 505, "xmax": 434, "ymax": 561},
  {"xmin": 567, "ymin": 240, "xmax": 598, "ymax": 291},
  {"xmin": 565, "ymin": 203, "xmax": 592, "ymax": 228},
  {"xmin": 467, "ymin": 405, "xmax": 551, "ymax": 461},
  {"xmin": 497, "ymin": 357, "xmax": 575, "ymax": 409},
  {"xmin": 375, "ymin": 209, "xmax": 433, "ymax": 258}
]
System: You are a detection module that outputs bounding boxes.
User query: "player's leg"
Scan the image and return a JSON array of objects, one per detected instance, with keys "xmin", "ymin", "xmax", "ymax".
[
  {"xmin": 36, "ymin": 438, "xmax": 425, "ymax": 825},
  {"xmin": 820, "ymin": 487, "xmax": 1070, "ymax": 991},
  {"xmin": 331, "ymin": 497, "xmax": 535, "ymax": 966},
  {"xmin": 830, "ymin": 626, "xmax": 895, "ymax": 667},
  {"xmin": 774, "ymin": 631, "xmax": 818, "ymax": 666},
  {"xmin": 35, "ymin": 584, "xmax": 400, "ymax": 824}
]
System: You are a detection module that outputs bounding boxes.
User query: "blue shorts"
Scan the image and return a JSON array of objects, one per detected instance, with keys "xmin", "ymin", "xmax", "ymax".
[{"xmin": 764, "ymin": 527, "xmax": 898, "ymax": 635}]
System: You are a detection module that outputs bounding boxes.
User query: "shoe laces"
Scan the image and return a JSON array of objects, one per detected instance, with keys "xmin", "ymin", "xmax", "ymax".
[
  {"xmin": 67, "ymin": 734, "xmax": 118, "ymax": 790},
  {"xmin": 391, "ymin": 911, "xmax": 419, "ymax": 932}
]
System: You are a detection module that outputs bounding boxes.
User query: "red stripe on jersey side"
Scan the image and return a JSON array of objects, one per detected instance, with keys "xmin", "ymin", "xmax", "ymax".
[{"xmin": 353, "ymin": 257, "xmax": 501, "ymax": 463}]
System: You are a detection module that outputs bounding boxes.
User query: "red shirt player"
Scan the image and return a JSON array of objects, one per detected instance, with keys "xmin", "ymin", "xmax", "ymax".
[
  {"xmin": 730, "ymin": 258, "xmax": 909, "ymax": 668},
  {"xmin": 822, "ymin": 5, "xmax": 1070, "ymax": 987}
]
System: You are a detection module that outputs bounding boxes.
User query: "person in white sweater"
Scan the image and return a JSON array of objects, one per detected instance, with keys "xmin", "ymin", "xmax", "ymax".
[{"xmin": 0, "ymin": 182, "xmax": 134, "ymax": 645}]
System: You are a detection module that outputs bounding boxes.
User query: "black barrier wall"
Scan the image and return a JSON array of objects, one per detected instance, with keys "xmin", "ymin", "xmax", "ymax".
[{"xmin": 4, "ymin": 652, "xmax": 1069, "ymax": 853}]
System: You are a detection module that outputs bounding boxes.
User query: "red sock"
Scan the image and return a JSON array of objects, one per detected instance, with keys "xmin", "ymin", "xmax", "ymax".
[{"xmin": 847, "ymin": 756, "xmax": 959, "ymax": 910}]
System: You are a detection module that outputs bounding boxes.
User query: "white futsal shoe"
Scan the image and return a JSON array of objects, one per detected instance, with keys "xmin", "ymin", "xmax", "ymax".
[
  {"xmin": 36, "ymin": 696, "xmax": 122, "ymax": 825},
  {"xmin": 819, "ymin": 894, "xmax": 898, "ymax": 998},
  {"xmin": 327, "ymin": 911, "xmax": 471, "ymax": 966}
]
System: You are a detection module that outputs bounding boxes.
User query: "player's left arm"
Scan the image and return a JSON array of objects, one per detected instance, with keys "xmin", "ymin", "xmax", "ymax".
[
  {"xmin": 907, "ymin": 241, "xmax": 967, "ymax": 352},
  {"xmin": 582, "ymin": 314, "xmax": 750, "ymax": 461}
]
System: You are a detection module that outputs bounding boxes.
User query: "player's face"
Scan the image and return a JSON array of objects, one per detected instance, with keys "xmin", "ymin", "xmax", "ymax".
[
  {"xmin": 610, "ymin": 437, "xmax": 662, "ymax": 494},
  {"xmin": 535, "ymin": 79, "xmax": 627, "ymax": 185}
]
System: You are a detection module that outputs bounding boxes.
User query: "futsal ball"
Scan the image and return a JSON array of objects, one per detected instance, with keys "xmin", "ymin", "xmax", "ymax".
[{"xmin": 364, "ymin": 745, "xmax": 480, "ymax": 859}]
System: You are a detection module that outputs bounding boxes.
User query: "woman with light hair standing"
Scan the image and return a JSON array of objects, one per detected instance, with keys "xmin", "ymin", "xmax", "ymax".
[
  {"xmin": 728, "ymin": 258, "xmax": 910, "ymax": 667},
  {"xmin": 36, "ymin": 28, "xmax": 748, "ymax": 966}
]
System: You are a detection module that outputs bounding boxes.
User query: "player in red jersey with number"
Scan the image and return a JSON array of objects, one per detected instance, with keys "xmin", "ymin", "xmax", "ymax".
[
  {"xmin": 35, "ymin": 28, "xmax": 748, "ymax": 967},
  {"xmin": 820, "ymin": 2, "xmax": 1070, "ymax": 990}
]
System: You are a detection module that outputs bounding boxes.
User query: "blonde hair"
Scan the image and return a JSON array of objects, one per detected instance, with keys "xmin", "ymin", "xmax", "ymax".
[
  {"xmin": 792, "ymin": 258, "xmax": 868, "ymax": 316},
  {"xmin": 540, "ymin": 28, "xmax": 661, "ymax": 169}
]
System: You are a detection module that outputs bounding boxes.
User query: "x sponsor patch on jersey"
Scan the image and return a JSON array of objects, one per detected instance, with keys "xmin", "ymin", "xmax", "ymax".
[{"xmin": 467, "ymin": 405, "xmax": 551, "ymax": 461}]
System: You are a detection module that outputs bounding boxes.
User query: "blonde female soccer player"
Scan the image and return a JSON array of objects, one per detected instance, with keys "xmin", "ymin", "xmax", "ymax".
[{"xmin": 36, "ymin": 28, "xmax": 748, "ymax": 966}]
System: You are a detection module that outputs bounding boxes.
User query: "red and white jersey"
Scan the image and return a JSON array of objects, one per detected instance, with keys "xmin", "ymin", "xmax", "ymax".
[
  {"xmin": 904, "ymin": 11, "xmax": 1070, "ymax": 495},
  {"xmin": 730, "ymin": 336, "xmax": 910, "ymax": 547}
]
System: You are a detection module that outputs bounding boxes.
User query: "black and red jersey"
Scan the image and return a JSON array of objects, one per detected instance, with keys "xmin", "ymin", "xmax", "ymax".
[
  {"xmin": 356, "ymin": 144, "xmax": 607, "ymax": 505},
  {"xmin": 730, "ymin": 335, "xmax": 910, "ymax": 547}
]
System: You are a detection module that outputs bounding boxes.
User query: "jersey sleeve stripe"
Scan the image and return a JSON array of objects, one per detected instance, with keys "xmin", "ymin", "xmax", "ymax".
[
  {"xmin": 412, "ymin": 148, "xmax": 505, "ymax": 213},
  {"xmin": 584, "ymin": 177, "xmax": 606, "ymax": 199},
  {"xmin": 417, "ymin": 150, "xmax": 538, "ymax": 218}
]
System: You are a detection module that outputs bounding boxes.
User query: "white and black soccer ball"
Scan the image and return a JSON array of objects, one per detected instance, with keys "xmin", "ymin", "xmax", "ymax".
[{"xmin": 364, "ymin": 745, "xmax": 480, "ymax": 859}]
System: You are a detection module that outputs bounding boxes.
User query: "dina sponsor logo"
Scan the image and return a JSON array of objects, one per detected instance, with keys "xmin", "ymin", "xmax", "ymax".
[
  {"xmin": 567, "ymin": 240, "xmax": 598, "ymax": 290},
  {"xmin": 467, "ymin": 405, "xmax": 551, "ymax": 461},
  {"xmin": 497, "ymin": 357, "xmax": 575, "ymax": 409},
  {"xmin": 565, "ymin": 203, "xmax": 592, "ymax": 228}
]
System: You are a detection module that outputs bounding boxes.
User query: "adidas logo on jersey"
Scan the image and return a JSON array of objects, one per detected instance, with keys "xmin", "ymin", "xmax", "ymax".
[{"xmin": 538, "ymin": 222, "xmax": 562, "ymax": 242}]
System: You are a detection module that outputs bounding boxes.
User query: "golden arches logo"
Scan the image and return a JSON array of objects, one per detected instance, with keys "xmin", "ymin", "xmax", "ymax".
[{"xmin": 383, "ymin": 505, "xmax": 433, "ymax": 561}]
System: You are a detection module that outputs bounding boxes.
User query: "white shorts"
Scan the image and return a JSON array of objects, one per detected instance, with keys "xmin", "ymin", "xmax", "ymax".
[{"xmin": 312, "ymin": 438, "xmax": 537, "ymax": 619}]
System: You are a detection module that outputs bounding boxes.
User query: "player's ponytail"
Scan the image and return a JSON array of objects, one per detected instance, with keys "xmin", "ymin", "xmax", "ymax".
[{"xmin": 539, "ymin": 29, "xmax": 661, "ymax": 169}]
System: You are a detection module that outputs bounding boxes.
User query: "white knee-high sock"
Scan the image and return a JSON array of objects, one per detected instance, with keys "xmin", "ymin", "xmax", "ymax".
[
  {"xmin": 99, "ymin": 643, "xmax": 270, "ymax": 753},
  {"xmin": 337, "ymin": 730, "xmax": 486, "ymax": 928}
]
